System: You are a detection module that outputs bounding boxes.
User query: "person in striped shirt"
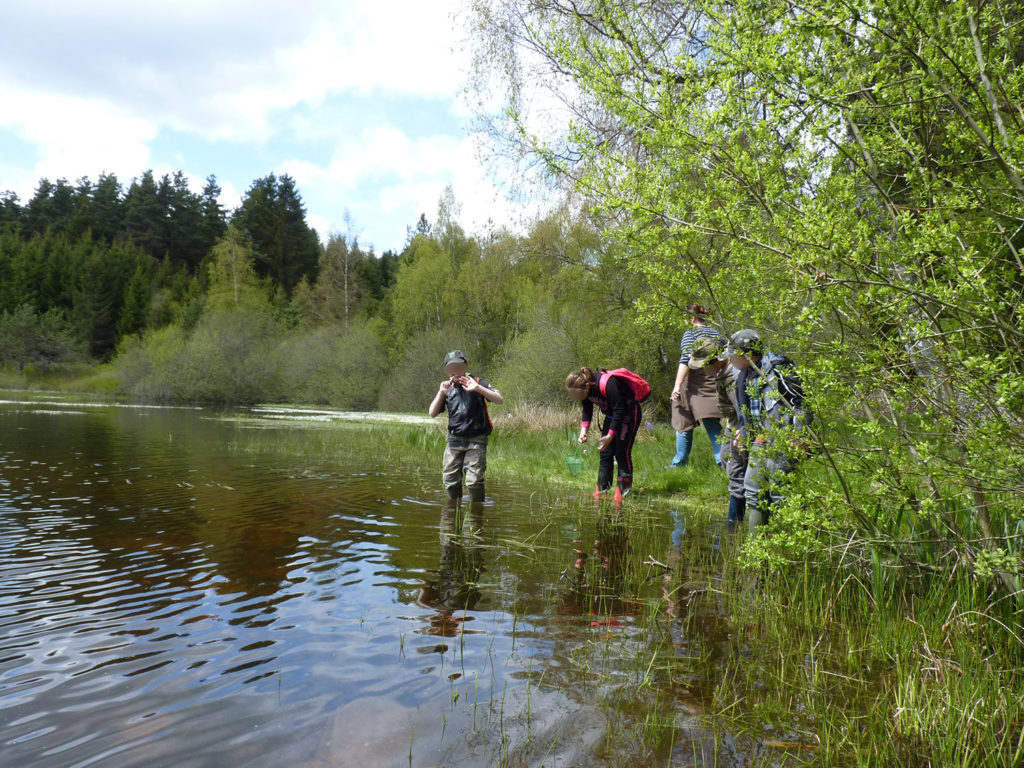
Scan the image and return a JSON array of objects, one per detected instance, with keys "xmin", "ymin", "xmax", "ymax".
[{"xmin": 669, "ymin": 304, "xmax": 726, "ymax": 467}]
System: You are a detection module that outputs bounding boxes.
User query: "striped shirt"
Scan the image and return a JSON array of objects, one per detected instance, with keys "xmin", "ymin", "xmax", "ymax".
[{"xmin": 679, "ymin": 326, "xmax": 726, "ymax": 365}]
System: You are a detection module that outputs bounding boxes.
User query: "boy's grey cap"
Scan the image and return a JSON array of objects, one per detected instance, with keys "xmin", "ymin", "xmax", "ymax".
[
  {"xmin": 727, "ymin": 329, "xmax": 762, "ymax": 355},
  {"xmin": 443, "ymin": 350, "xmax": 468, "ymax": 366}
]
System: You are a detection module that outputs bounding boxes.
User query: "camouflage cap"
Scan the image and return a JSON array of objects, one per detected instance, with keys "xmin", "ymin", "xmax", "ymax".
[{"xmin": 687, "ymin": 336, "xmax": 727, "ymax": 369}]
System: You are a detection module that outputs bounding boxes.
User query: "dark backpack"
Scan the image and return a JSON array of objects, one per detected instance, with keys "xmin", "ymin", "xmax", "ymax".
[{"xmin": 760, "ymin": 357, "xmax": 813, "ymax": 429}]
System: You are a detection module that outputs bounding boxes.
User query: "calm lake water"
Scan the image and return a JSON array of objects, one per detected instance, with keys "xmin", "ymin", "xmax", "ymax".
[{"xmin": 0, "ymin": 394, "xmax": 746, "ymax": 767}]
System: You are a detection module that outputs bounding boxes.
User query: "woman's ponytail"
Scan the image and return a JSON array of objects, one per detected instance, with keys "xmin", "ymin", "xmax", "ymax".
[{"xmin": 565, "ymin": 367, "xmax": 596, "ymax": 391}]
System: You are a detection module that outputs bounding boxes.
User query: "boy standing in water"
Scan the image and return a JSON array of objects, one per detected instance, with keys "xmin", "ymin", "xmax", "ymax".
[{"xmin": 428, "ymin": 350, "xmax": 503, "ymax": 511}]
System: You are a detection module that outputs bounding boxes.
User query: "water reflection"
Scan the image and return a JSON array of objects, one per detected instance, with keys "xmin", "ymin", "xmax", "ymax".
[
  {"xmin": 663, "ymin": 514, "xmax": 746, "ymax": 766},
  {"xmin": 416, "ymin": 507, "xmax": 485, "ymax": 637},
  {"xmin": 0, "ymin": 395, "xmax": 749, "ymax": 767},
  {"xmin": 560, "ymin": 513, "xmax": 638, "ymax": 623},
  {"xmin": 663, "ymin": 522, "xmax": 734, "ymax": 687},
  {"xmin": 0, "ymin": 399, "xmax": 455, "ymax": 766}
]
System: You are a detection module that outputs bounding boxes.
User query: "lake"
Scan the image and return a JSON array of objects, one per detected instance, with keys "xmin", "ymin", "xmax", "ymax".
[{"xmin": 0, "ymin": 394, "xmax": 754, "ymax": 767}]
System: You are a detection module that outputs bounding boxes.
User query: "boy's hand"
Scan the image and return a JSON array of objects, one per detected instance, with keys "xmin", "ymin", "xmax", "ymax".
[
  {"xmin": 598, "ymin": 434, "xmax": 613, "ymax": 451},
  {"xmin": 460, "ymin": 375, "xmax": 478, "ymax": 392},
  {"xmin": 439, "ymin": 379, "xmax": 453, "ymax": 393}
]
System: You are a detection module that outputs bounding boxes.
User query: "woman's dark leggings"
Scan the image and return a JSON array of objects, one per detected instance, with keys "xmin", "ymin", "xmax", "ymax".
[{"xmin": 597, "ymin": 402, "xmax": 641, "ymax": 493}]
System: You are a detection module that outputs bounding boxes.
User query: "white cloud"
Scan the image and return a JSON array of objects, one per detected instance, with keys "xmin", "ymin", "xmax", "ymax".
[
  {"xmin": 0, "ymin": 0, "xmax": 542, "ymax": 252},
  {"xmin": 0, "ymin": 89, "xmax": 155, "ymax": 195},
  {"xmin": 280, "ymin": 120, "xmax": 536, "ymax": 251},
  {"xmin": 279, "ymin": 124, "xmax": 464, "ymax": 248},
  {"xmin": 0, "ymin": 1, "xmax": 467, "ymax": 143},
  {"xmin": 214, "ymin": 179, "xmax": 243, "ymax": 212},
  {"xmin": 306, "ymin": 214, "xmax": 334, "ymax": 240}
]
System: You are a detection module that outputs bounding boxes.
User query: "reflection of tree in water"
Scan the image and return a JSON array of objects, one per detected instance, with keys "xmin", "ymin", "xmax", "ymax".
[
  {"xmin": 555, "ymin": 514, "xmax": 740, "ymax": 764},
  {"xmin": 9, "ymin": 407, "xmax": 370, "ymax": 607},
  {"xmin": 416, "ymin": 507, "xmax": 485, "ymax": 637}
]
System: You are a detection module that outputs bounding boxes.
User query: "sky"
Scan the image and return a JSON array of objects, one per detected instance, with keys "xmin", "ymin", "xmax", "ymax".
[{"xmin": 0, "ymin": 0, "xmax": 524, "ymax": 254}]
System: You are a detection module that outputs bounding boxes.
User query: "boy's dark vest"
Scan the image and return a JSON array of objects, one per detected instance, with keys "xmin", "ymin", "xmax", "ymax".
[{"xmin": 445, "ymin": 376, "xmax": 493, "ymax": 437}]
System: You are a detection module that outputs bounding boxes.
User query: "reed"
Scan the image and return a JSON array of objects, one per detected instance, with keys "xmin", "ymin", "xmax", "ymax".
[{"xmin": 224, "ymin": 411, "xmax": 1022, "ymax": 767}]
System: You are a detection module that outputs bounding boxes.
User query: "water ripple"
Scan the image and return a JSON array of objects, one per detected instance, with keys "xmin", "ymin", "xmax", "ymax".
[{"xmin": 1, "ymin": 400, "xmax": 662, "ymax": 768}]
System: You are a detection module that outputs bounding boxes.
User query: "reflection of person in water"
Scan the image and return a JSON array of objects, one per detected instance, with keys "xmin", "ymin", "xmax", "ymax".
[
  {"xmin": 660, "ymin": 521, "xmax": 734, "ymax": 722},
  {"xmin": 561, "ymin": 514, "xmax": 636, "ymax": 621},
  {"xmin": 416, "ymin": 509, "xmax": 485, "ymax": 637}
]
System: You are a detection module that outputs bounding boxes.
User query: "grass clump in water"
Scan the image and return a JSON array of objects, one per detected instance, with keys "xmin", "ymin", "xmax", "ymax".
[{"xmin": 226, "ymin": 411, "xmax": 1022, "ymax": 767}]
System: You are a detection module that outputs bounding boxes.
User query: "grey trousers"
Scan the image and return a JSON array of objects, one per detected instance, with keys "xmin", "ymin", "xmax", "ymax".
[
  {"xmin": 743, "ymin": 441, "xmax": 794, "ymax": 531},
  {"xmin": 443, "ymin": 434, "xmax": 488, "ymax": 503},
  {"xmin": 719, "ymin": 436, "xmax": 748, "ymax": 501}
]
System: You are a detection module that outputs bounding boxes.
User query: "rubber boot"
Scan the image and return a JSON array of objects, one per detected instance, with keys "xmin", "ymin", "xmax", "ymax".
[
  {"xmin": 727, "ymin": 495, "xmax": 745, "ymax": 533},
  {"xmin": 467, "ymin": 502, "xmax": 484, "ymax": 536},
  {"xmin": 672, "ymin": 429, "xmax": 692, "ymax": 467},
  {"xmin": 446, "ymin": 485, "xmax": 462, "ymax": 510},
  {"xmin": 728, "ymin": 495, "xmax": 745, "ymax": 521}
]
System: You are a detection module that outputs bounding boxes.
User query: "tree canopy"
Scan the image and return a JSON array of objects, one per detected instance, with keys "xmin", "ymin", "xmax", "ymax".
[{"xmin": 466, "ymin": 0, "xmax": 1024, "ymax": 593}]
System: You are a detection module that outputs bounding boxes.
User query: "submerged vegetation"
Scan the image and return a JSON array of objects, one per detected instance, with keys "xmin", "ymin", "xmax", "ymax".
[{"xmin": 228, "ymin": 414, "xmax": 1024, "ymax": 766}]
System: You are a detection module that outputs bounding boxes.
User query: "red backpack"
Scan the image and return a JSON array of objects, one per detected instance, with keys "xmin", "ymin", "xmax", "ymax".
[{"xmin": 598, "ymin": 368, "xmax": 651, "ymax": 403}]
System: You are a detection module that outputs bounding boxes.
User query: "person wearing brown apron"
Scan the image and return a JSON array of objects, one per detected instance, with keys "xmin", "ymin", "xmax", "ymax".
[{"xmin": 669, "ymin": 307, "xmax": 726, "ymax": 466}]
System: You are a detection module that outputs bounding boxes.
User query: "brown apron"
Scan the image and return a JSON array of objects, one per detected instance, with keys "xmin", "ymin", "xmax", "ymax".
[{"xmin": 671, "ymin": 367, "xmax": 722, "ymax": 432}]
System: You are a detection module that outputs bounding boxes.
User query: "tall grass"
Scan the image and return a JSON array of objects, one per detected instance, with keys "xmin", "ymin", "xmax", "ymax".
[
  {"xmin": 0, "ymin": 362, "xmax": 107, "ymax": 392},
  {"xmin": 708, "ymin": 558, "xmax": 1024, "ymax": 767}
]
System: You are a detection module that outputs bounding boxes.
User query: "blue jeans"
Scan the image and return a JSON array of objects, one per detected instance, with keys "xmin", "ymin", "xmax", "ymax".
[{"xmin": 672, "ymin": 417, "xmax": 723, "ymax": 466}]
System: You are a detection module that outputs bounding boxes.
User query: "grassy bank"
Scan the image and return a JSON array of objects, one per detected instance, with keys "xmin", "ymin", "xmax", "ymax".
[
  {"xmin": 227, "ymin": 401, "xmax": 730, "ymax": 514},
  {"xmin": 0, "ymin": 362, "xmax": 118, "ymax": 393},
  {"xmin": 225, "ymin": 409, "xmax": 1023, "ymax": 767}
]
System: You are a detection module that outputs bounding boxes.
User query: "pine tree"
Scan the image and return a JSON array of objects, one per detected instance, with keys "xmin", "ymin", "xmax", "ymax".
[
  {"xmin": 165, "ymin": 171, "xmax": 207, "ymax": 270},
  {"xmin": 24, "ymin": 179, "xmax": 55, "ymax": 237},
  {"xmin": 124, "ymin": 171, "xmax": 166, "ymax": 256},
  {"xmin": 0, "ymin": 191, "xmax": 22, "ymax": 232},
  {"xmin": 116, "ymin": 264, "xmax": 151, "ymax": 339},
  {"xmin": 233, "ymin": 173, "xmax": 320, "ymax": 292},
  {"xmin": 199, "ymin": 175, "xmax": 227, "ymax": 259},
  {"xmin": 90, "ymin": 173, "xmax": 125, "ymax": 244}
]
